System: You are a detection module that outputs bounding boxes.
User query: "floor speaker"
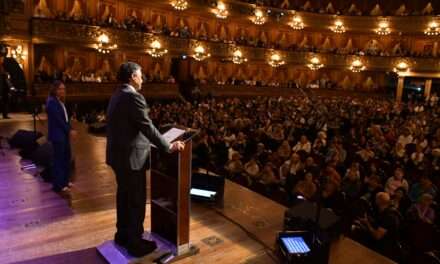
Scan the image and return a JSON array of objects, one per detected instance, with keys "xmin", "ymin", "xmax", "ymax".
[
  {"xmin": 9, "ymin": 130, "xmax": 43, "ymax": 158},
  {"xmin": 30, "ymin": 142, "xmax": 53, "ymax": 167}
]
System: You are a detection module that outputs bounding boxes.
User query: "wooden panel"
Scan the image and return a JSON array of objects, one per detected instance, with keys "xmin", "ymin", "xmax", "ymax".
[{"xmin": 178, "ymin": 140, "xmax": 191, "ymax": 247}]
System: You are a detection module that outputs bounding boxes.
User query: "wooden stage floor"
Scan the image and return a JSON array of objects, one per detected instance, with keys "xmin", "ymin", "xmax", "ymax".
[{"xmin": 0, "ymin": 114, "xmax": 394, "ymax": 264}]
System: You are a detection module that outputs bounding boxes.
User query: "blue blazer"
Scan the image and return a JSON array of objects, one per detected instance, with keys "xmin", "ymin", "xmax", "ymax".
[{"xmin": 46, "ymin": 96, "xmax": 70, "ymax": 142}]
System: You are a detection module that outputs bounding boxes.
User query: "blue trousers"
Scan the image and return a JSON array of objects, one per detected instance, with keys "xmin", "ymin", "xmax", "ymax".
[{"xmin": 51, "ymin": 140, "xmax": 71, "ymax": 191}]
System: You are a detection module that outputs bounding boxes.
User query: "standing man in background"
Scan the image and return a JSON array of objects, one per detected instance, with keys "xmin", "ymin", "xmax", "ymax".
[
  {"xmin": 46, "ymin": 80, "xmax": 75, "ymax": 192},
  {"xmin": 0, "ymin": 44, "xmax": 10, "ymax": 119},
  {"xmin": 106, "ymin": 62, "xmax": 185, "ymax": 257}
]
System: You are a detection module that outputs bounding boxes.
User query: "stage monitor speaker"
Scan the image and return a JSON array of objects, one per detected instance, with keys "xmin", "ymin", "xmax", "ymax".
[
  {"xmin": 191, "ymin": 170, "xmax": 225, "ymax": 203},
  {"xmin": 284, "ymin": 200, "xmax": 341, "ymax": 264},
  {"xmin": 284, "ymin": 201, "xmax": 341, "ymax": 237},
  {"xmin": 30, "ymin": 142, "xmax": 53, "ymax": 167},
  {"xmin": 9, "ymin": 130, "xmax": 43, "ymax": 158}
]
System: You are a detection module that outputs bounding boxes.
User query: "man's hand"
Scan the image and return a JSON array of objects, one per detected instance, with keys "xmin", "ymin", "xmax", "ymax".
[{"xmin": 169, "ymin": 141, "xmax": 185, "ymax": 152}]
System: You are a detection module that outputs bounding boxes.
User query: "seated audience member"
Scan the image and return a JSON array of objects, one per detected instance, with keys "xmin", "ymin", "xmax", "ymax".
[
  {"xmin": 321, "ymin": 181, "xmax": 344, "ymax": 213},
  {"xmin": 280, "ymin": 153, "xmax": 304, "ymax": 189},
  {"xmin": 409, "ymin": 176, "xmax": 437, "ymax": 203},
  {"xmin": 313, "ymin": 131, "xmax": 327, "ymax": 148},
  {"xmin": 385, "ymin": 168, "xmax": 409, "ymax": 195},
  {"xmin": 302, "ymin": 156, "xmax": 319, "ymax": 178},
  {"xmin": 356, "ymin": 192, "xmax": 401, "ymax": 261},
  {"xmin": 293, "ymin": 172, "xmax": 317, "ymax": 200},
  {"xmin": 260, "ymin": 163, "xmax": 279, "ymax": 186},
  {"xmin": 225, "ymin": 152, "xmax": 243, "ymax": 177},
  {"xmin": 277, "ymin": 140, "xmax": 291, "ymax": 160},
  {"xmin": 292, "ymin": 135, "xmax": 312, "ymax": 154},
  {"xmin": 243, "ymin": 157, "xmax": 260, "ymax": 185},
  {"xmin": 407, "ymin": 193, "xmax": 435, "ymax": 224},
  {"xmin": 390, "ymin": 187, "xmax": 411, "ymax": 216},
  {"xmin": 342, "ymin": 167, "xmax": 362, "ymax": 199}
]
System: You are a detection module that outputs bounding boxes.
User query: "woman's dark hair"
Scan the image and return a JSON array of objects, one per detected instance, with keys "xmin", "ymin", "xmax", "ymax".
[
  {"xmin": 117, "ymin": 61, "xmax": 141, "ymax": 83},
  {"xmin": 49, "ymin": 80, "xmax": 64, "ymax": 98}
]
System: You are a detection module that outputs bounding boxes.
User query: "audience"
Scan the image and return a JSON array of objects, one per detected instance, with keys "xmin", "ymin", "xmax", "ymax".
[{"xmin": 142, "ymin": 93, "xmax": 440, "ymax": 261}]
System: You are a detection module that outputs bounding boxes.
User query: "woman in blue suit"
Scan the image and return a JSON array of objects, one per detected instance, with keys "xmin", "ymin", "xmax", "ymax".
[{"xmin": 46, "ymin": 80, "xmax": 74, "ymax": 192}]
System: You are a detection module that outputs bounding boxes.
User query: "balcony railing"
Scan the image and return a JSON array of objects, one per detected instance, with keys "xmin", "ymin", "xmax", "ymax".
[{"xmin": 31, "ymin": 18, "xmax": 440, "ymax": 73}]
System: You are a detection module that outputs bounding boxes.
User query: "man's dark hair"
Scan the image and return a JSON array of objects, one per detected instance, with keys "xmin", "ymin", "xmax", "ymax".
[
  {"xmin": 117, "ymin": 61, "xmax": 141, "ymax": 83},
  {"xmin": 49, "ymin": 80, "xmax": 64, "ymax": 98}
]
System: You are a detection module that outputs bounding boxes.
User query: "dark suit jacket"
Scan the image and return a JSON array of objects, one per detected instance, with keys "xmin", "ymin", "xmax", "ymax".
[
  {"xmin": 106, "ymin": 84, "xmax": 170, "ymax": 171},
  {"xmin": 46, "ymin": 96, "xmax": 70, "ymax": 142}
]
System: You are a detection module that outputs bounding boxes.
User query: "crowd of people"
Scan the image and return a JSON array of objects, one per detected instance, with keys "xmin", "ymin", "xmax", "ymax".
[
  {"xmin": 144, "ymin": 94, "xmax": 439, "ymax": 262},
  {"xmin": 238, "ymin": 1, "xmax": 436, "ymax": 16}
]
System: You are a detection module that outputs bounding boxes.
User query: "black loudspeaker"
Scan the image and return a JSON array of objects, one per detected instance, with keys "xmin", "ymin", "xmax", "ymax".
[
  {"xmin": 283, "ymin": 201, "xmax": 341, "ymax": 264},
  {"xmin": 284, "ymin": 201, "xmax": 341, "ymax": 240},
  {"xmin": 9, "ymin": 130, "xmax": 43, "ymax": 158},
  {"xmin": 30, "ymin": 142, "xmax": 53, "ymax": 167}
]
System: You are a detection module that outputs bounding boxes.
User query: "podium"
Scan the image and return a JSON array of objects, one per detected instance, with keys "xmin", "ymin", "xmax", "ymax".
[
  {"xmin": 150, "ymin": 127, "xmax": 199, "ymax": 258},
  {"xmin": 97, "ymin": 127, "xmax": 198, "ymax": 263}
]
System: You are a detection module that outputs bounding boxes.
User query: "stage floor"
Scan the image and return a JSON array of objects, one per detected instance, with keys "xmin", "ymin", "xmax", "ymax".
[{"xmin": 0, "ymin": 114, "xmax": 394, "ymax": 264}]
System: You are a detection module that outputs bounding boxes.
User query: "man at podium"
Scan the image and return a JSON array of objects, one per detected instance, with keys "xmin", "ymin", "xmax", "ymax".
[{"xmin": 106, "ymin": 62, "xmax": 185, "ymax": 257}]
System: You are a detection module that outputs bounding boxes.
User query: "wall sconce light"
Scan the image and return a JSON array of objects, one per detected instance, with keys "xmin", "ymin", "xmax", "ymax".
[
  {"xmin": 375, "ymin": 20, "xmax": 391, "ymax": 35},
  {"xmin": 192, "ymin": 43, "xmax": 211, "ymax": 61},
  {"xmin": 331, "ymin": 19, "xmax": 346, "ymax": 33},
  {"xmin": 424, "ymin": 21, "xmax": 439, "ymax": 36},
  {"xmin": 146, "ymin": 39, "xmax": 168, "ymax": 58},
  {"xmin": 349, "ymin": 58, "xmax": 366, "ymax": 72},
  {"xmin": 288, "ymin": 15, "xmax": 304, "ymax": 30},
  {"xmin": 171, "ymin": 0, "xmax": 188, "ymax": 11},
  {"xmin": 214, "ymin": 2, "xmax": 228, "ymax": 19},
  {"xmin": 252, "ymin": 8, "xmax": 267, "ymax": 25},
  {"xmin": 267, "ymin": 51, "xmax": 285, "ymax": 67},
  {"xmin": 96, "ymin": 33, "xmax": 117, "ymax": 54},
  {"xmin": 307, "ymin": 56, "xmax": 324, "ymax": 70},
  {"xmin": 231, "ymin": 47, "xmax": 247, "ymax": 64},
  {"xmin": 393, "ymin": 59, "xmax": 410, "ymax": 73}
]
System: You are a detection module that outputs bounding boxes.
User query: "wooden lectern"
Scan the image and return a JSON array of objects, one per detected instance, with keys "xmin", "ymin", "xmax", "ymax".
[{"xmin": 150, "ymin": 127, "xmax": 198, "ymax": 258}]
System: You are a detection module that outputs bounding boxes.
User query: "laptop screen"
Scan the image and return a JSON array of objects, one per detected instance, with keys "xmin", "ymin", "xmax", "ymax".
[
  {"xmin": 281, "ymin": 237, "xmax": 311, "ymax": 254},
  {"xmin": 190, "ymin": 188, "xmax": 216, "ymax": 198}
]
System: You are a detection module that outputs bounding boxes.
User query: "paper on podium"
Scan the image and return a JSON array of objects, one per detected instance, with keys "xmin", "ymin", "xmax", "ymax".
[{"xmin": 162, "ymin": 128, "xmax": 186, "ymax": 143}]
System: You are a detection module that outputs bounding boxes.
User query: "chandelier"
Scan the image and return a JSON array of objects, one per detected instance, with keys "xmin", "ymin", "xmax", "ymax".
[
  {"xmin": 375, "ymin": 20, "xmax": 390, "ymax": 35},
  {"xmin": 214, "ymin": 2, "xmax": 228, "ymax": 19},
  {"xmin": 349, "ymin": 58, "xmax": 366, "ymax": 72},
  {"xmin": 288, "ymin": 15, "xmax": 304, "ymax": 30},
  {"xmin": 231, "ymin": 48, "xmax": 247, "ymax": 64},
  {"xmin": 252, "ymin": 8, "xmax": 267, "ymax": 25},
  {"xmin": 96, "ymin": 33, "xmax": 117, "ymax": 54},
  {"xmin": 267, "ymin": 51, "xmax": 285, "ymax": 67},
  {"xmin": 192, "ymin": 44, "xmax": 211, "ymax": 61},
  {"xmin": 307, "ymin": 56, "xmax": 324, "ymax": 70},
  {"xmin": 393, "ymin": 59, "xmax": 410, "ymax": 73},
  {"xmin": 424, "ymin": 21, "xmax": 439, "ymax": 36},
  {"xmin": 171, "ymin": 0, "xmax": 188, "ymax": 11},
  {"xmin": 331, "ymin": 19, "xmax": 346, "ymax": 33},
  {"xmin": 10, "ymin": 45, "xmax": 27, "ymax": 68},
  {"xmin": 146, "ymin": 39, "xmax": 168, "ymax": 58}
]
